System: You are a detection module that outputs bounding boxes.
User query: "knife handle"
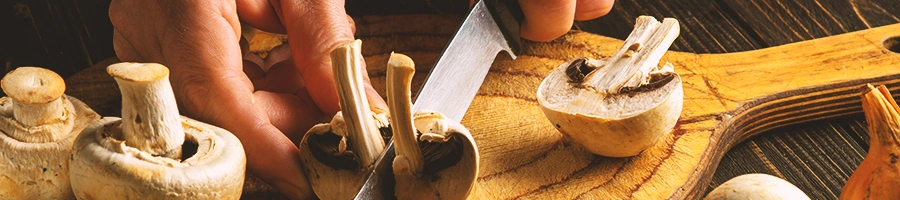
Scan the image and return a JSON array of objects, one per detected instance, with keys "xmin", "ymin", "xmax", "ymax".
[{"xmin": 482, "ymin": 0, "xmax": 524, "ymax": 54}]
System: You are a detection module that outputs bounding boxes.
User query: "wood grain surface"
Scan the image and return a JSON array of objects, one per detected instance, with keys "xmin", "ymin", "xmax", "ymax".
[
  {"xmin": 9, "ymin": 0, "xmax": 900, "ymax": 199},
  {"xmin": 575, "ymin": 1, "xmax": 900, "ymax": 198},
  {"xmin": 65, "ymin": 14, "xmax": 900, "ymax": 199}
]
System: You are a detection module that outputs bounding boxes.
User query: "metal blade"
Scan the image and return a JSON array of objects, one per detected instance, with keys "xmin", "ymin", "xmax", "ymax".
[
  {"xmin": 411, "ymin": 3, "xmax": 516, "ymax": 121},
  {"xmin": 353, "ymin": 1, "xmax": 518, "ymax": 199}
]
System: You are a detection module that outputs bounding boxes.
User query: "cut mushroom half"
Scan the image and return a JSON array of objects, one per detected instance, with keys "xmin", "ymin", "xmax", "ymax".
[
  {"xmin": 298, "ymin": 40, "xmax": 390, "ymax": 200},
  {"xmin": 69, "ymin": 62, "xmax": 246, "ymax": 199},
  {"xmin": 387, "ymin": 53, "xmax": 479, "ymax": 200},
  {"xmin": 537, "ymin": 16, "xmax": 684, "ymax": 157},
  {"xmin": 0, "ymin": 67, "xmax": 99, "ymax": 199}
]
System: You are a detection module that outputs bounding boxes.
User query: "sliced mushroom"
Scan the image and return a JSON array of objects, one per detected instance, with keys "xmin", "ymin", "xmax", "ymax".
[
  {"xmin": 537, "ymin": 16, "xmax": 684, "ymax": 157},
  {"xmin": 69, "ymin": 62, "xmax": 246, "ymax": 199},
  {"xmin": 388, "ymin": 53, "xmax": 479, "ymax": 200},
  {"xmin": 0, "ymin": 67, "xmax": 99, "ymax": 199},
  {"xmin": 298, "ymin": 40, "xmax": 389, "ymax": 200}
]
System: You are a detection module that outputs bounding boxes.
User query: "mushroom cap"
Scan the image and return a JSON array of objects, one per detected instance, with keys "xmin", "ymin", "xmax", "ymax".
[
  {"xmin": 106, "ymin": 62, "xmax": 169, "ymax": 82},
  {"xmin": 394, "ymin": 111, "xmax": 479, "ymax": 200},
  {"xmin": 705, "ymin": 173, "xmax": 810, "ymax": 200},
  {"xmin": 0, "ymin": 95, "xmax": 99, "ymax": 199},
  {"xmin": 0, "ymin": 131, "xmax": 77, "ymax": 200},
  {"xmin": 299, "ymin": 130, "xmax": 369, "ymax": 200},
  {"xmin": 299, "ymin": 111, "xmax": 391, "ymax": 200},
  {"xmin": 537, "ymin": 59, "xmax": 683, "ymax": 157},
  {"xmin": 1, "ymin": 67, "xmax": 65, "ymax": 104},
  {"xmin": 70, "ymin": 116, "xmax": 246, "ymax": 199}
]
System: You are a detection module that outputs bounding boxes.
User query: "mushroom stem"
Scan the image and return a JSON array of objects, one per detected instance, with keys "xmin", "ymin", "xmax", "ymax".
[
  {"xmin": 1, "ymin": 67, "xmax": 68, "ymax": 127},
  {"xmin": 1, "ymin": 67, "xmax": 71, "ymax": 142},
  {"xmin": 107, "ymin": 63, "xmax": 184, "ymax": 159},
  {"xmin": 582, "ymin": 16, "xmax": 679, "ymax": 94},
  {"xmin": 12, "ymin": 98, "xmax": 65, "ymax": 127},
  {"xmin": 386, "ymin": 53, "xmax": 425, "ymax": 176},
  {"xmin": 332, "ymin": 40, "xmax": 385, "ymax": 167}
]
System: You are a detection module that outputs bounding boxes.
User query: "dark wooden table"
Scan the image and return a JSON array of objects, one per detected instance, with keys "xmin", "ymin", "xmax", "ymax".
[
  {"xmin": 4, "ymin": 0, "xmax": 900, "ymax": 199},
  {"xmin": 571, "ymin": 1, "xmax": 898, "ymax": 198}
]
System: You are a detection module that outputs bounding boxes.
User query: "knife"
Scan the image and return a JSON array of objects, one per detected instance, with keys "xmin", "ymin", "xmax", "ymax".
[{"xmin": 353, "ymin": 0, "xmax": 523, "ymax": 199}]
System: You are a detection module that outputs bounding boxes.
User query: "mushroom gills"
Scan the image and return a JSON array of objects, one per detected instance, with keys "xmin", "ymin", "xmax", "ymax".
[
  {"xmin": 306, "ymin": 112, "xmax": 393, "ymax": 171},
  {"xmin": 297, "ymin": 40, "xmax": 389, "ymax": 200},
  {"xmin": 536, "ymin": 15, "xmax": 684, "ymax": 157},
  {"xmin": 308, "ymin": 129, "xmax": 359, "ymax": 170},
  {"xmin": 418, "ymin": 132, "xmax": 463, "ymax": 175},
  {"xmin": 388, "ymin": 53, "xmax": 479, "ymax": 200}
]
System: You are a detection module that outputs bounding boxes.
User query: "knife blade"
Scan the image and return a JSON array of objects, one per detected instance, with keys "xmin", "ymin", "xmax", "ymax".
[{"xmin": 353, "ymin": 0, "xmax": 523, "ymax": 199}]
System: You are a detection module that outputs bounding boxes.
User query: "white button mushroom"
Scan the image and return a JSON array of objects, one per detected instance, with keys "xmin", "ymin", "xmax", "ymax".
[
  {"xmin": 298, "ymin": 40, "xmax": 389, "ymax": 200},
  {"xmin": 705, "ymin": 173, "xmax": 810, "ymax": 200},
  {"xmin": 537, "ymin": 16, "xmax": 684, "ymax": 157},
  {"xmin": 387, "ymin": 53, "xmax": 479, "ymax": 200},
  {"xmin": 69, "ymin": 62, "xmax": 246, "ymax": 199},
  {"xmin": 0, "ymin": 67, "xmax": 100, "ymax": 200}
]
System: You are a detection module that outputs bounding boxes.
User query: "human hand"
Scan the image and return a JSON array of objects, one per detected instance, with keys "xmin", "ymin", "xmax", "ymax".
[
  {"xmin": 109, "ymin": 0, "xmax": 385, "ymax": 199},
  {"xmin": 518, "ymin": 0, "xmax": 615, "ymax": 42}
]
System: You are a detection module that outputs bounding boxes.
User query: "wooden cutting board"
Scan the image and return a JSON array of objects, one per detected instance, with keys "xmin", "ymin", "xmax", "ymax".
[{"xmin": 64, "ymin": 15, "xmax": 900, "ymax": 199}]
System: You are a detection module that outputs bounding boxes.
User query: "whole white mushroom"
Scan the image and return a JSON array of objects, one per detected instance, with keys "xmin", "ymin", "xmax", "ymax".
[
  {"xmin": 69, "ymin": 62, "xmax": 246, "ymax": 199},
  {"xmin": 705, "ymin": 173, "xmax": 810, "ymax": 200},
  {"xmin": 0, "ymin": 67, "xmax": 99, "ymax": 199}
]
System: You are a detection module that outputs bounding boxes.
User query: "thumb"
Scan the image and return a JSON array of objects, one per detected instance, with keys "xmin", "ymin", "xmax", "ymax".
[{"xmin": 271, "ymin": 0, "xmax": 386, "ymax": 115}]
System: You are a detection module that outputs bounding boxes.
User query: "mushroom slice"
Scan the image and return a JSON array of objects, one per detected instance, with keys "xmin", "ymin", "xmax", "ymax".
[
  {"xmin": 537, "ymin": 16, "xmax": 684, "ymax": 157},
  {"xmin": 69, "ymin": 62, "xmax": 246, "ymax": 199},
  {"xmin": 0, "ymin": 67, "xmax": 99, "ymax": 200},
  {"xmin": 298, "ymin": 40, "xmax": 389, "ymax": 200},
  {"xmin": 387, "ymin": 53, "xmax": 479, "ymax": 200}
]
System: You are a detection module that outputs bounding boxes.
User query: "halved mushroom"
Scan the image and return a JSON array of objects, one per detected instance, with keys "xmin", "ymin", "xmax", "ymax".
[
  {"xmin": 298, "ymin": 40, "xmax": 389, "ymax": 200},
  {"xmin": 0, "ymin": 67, "xmax": 99, "ymax": 199},
  {"xmin": 69, "ymin": 63, "xmax": 246, "ymax": 199},
  {"xmin": 388, "ymin": 53, "xmax": 479, "ymax": 199},
  {"xmin": 537, "ymin": 16, "xmax": 684, "ymax": 157}
]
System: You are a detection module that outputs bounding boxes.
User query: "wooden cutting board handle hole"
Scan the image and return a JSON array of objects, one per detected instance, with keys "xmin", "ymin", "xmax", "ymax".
[{"xmin": 885, "ymin": 36, "xmax": 900, "ymax": 53}]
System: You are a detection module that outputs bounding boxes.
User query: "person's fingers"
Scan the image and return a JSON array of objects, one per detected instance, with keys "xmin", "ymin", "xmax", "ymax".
[
  {"xmin": 263, "ymin": 43, "xmax": 293, "ymax": 72},
  {"xmin": 365, "ymin": 84, "xmax": 387, "ymax": 110},
  {"xmin": 236, "ymin": 0, "xmax": 287, "ymax": 33},
  {"xmin": 194, "ymin": 85, "xmax": 318, "ymax": 200},
  {"xmin": 358, "ymin": 56, "xmax": 388, "ymax": 110},
  {"xmin": 254, "ymin": 90, "xmax": 327, "ymax": 142},
  {"xmin": 252, "ymin": 58, "xmax": 305, "ymax": 93},
  {"xmin": 574, "ymin": 0, "xmax": 614, "ymax": 21},
  {"xmin": 108, "ymin": 0, "xmax": 315, "ymax": 198},
  {"xmin": 216, "ymin": 104, "xmax": 315, "ymax": 199},
  {"xmin": 240, "ymin": 126, "xmax": 316, "ymax": 200},
  {"xmin": 270, "ymin": 0, "xmax": 356, "ymax": 115},
  {"xmin": 347, "ymin": 14, "xmax": 356, "ymax": 35},
  {"xmin": 112, "ymin": 28, "xmax": 146, "ymax": 62},
  {"xmin": 519, "ymin": 0, "xmax": 577, "ymax": 42},
  {"xmin": 176, "ymin": 66, "xmax": 317, "ymax": 200},
  {"xmin": 252, "ymin": 45, "xmax": 385, "ymax": 113},
  {"xmin": 236, "ymin": 0, "xmax": 356, "ymax": 35},
  {"xmin": 241, "ymin": 37, "xmax": 266, "ymax": 79}
]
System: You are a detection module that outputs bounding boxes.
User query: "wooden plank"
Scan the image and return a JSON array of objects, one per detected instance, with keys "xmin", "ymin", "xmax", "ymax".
[
  {"xmin": 39, "ymin": 0, "xmax": 900, "ymax": 199},
  {"xmin": 232, "ymin": 16, "xmax": 900, "ymax": 199},
  {"xmin": 723, "ymin": 0, "xmax": 900, "ymax": 46},
  {"xmin": 705, "ymin": 1, "xmax": 900, "ymax": 199},
  {"xmin": 576, "ymin": 1, "xmax": 899, "ymax": 199},
  {"xmin": 0, "ymin": 0, "xmax": 115, "ymax": 81},
  {"xmin": 574, "ymin": 0, "xmax": 763, "ymax": 53},
  {"xmin": 713, "ymin": 118, "xmax": 870, "ymax": 198}
]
